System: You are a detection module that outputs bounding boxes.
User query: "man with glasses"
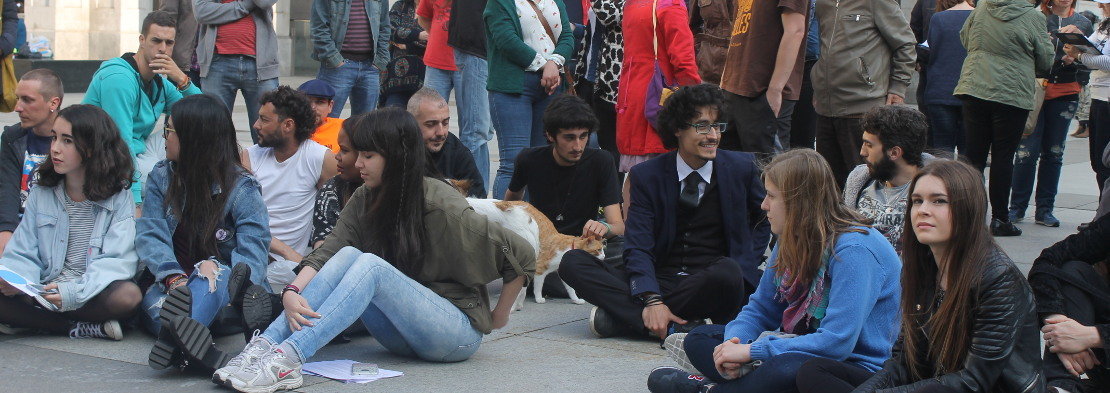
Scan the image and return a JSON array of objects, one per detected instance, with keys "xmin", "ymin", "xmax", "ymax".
[{"xmin": 561, "ymin": 84, "xmax": 770, "ymax": 340}]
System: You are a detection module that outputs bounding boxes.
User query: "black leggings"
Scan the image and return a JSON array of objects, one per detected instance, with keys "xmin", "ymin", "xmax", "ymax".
[
  {"xmin": 796, "ymin": 358, "xmax": 960, "ymax": 393},
  {"xmin": 961, "ymin": 96, "xmax": 1029, "ymax": 221},
  {"xmin": 0, "ymin": 280, "xmax": 141, "ymax": 334}
]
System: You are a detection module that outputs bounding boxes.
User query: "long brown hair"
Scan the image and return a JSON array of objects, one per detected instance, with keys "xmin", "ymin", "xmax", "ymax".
[
  {"xmin": 900, "ymin": 159, "xmax": 997, "ymax": 378},
  {"xmin": 762, "ymin": 149, "xmax": 868, "ymax": 289}
]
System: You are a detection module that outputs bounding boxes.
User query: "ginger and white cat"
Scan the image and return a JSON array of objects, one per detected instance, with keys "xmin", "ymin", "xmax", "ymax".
[{"xmin": 465, "ymin": 198, "xmax": 604, "ymax": 311}]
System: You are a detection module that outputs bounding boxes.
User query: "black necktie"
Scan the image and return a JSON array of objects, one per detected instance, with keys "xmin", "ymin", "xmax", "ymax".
[{"xmin": 679, "ymin": 172, "xmax": 703, "ymax": 209}]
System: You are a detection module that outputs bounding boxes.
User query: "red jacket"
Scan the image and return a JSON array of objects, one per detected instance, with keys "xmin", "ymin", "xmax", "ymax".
[{"xmin": 615, "ymin": 0, "xmax": 701, "ymax": 157}]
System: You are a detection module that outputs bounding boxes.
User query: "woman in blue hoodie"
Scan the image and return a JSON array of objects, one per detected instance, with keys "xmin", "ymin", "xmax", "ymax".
[
  {"xmin": 647, "ymin": 149, "xmax": 902, "ymax": 393},
  {"xmin": 0, "ymin": 105, "xmax": 140, "ymax": 340}
]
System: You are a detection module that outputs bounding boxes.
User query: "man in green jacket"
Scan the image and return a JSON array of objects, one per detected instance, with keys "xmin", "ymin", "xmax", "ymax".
[
  {"xmin": 811, "ymin": 0, "xmax": 916, "ymax": 187},
  {"xmin": 82, "ymin": 11, "xmax": 202, "ymax": 208}
]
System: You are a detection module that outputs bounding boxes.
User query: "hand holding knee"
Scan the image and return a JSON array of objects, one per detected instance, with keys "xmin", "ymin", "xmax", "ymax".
[
  {"xmin": 282, "ymin": 291, "xmax": 320, "ymax": 331},
  {"xmin": 1044, "ymin": 315, "xmax": 1102, "ymax": 353}
]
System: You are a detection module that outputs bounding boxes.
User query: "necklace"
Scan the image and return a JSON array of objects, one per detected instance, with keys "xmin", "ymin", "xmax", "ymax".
[{"xmin": 554, "ymin": 164, "xmax": 579, "ymax": 222}]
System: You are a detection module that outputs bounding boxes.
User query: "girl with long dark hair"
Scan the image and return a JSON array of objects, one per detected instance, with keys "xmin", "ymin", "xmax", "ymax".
[
  {"xmin": 797, "ymin": 160, "xmax": 1045, "ymax": 393},
  {"xmin": 0, "ymin": 104, "xmax": 140, "ymax": 340},
  {"xmin": 137, "ymin": 94, "xmax": 271, "ymax": 371},
  {"xmin": 212, "ymin": 107, "xmax": 535, "ymax": 392},
  {"xmin": 650, "ymin": 149, "xmax": 901, "ymax": 393}
]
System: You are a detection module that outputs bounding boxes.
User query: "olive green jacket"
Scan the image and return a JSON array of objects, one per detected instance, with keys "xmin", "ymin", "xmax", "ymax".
[
  {"xmin": 954, "ymin": 0, "xmax": 1054, "ymax": 111},
  {"xmin": 298, "ymin": 177, "xmax": 536, "ymax": 334}
]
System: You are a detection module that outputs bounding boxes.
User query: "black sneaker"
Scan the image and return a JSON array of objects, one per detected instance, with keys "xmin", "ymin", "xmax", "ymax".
[
  {"xmin": 226, "ymin": 263, "xmax": 252, "ymax": 309},
  {"xmin": 588, "ymin": 306, "xmax": 624, "ymax": 338},
  {"xmin": 668, "ymin": 319, "xmax": 708, "ymax": 336},
  {"xmin": 239, "ymin": 284, "xmax": 275, "ymax": 342},
  {"xmin": 991, "ymin": 218, "xmax": 1022, "ymax": 237},
  {"xmin": 167, "ymin": 315, "xmax": 231, "ymax": 372},
  {"xmin": 149, "ymin": 285, "xmax": 192, "ymax": 370},
  {"xmin": 647, "ymin": 366, "xmax": 714, "ymax": 393}
]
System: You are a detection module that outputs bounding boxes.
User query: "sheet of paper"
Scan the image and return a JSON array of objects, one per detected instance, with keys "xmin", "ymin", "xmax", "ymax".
[
  {"xmin": 0, "ymin": 265, "xmax": 58, "ymax": 311},
  {"xmin": 301, "ymin": 360, "xmax": 403, "ymax": 384}
]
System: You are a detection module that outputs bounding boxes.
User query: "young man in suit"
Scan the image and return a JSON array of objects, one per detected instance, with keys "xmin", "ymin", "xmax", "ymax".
[{"xmin": 560, "ymin": 84, "xmax": 771, "ymax": 339}]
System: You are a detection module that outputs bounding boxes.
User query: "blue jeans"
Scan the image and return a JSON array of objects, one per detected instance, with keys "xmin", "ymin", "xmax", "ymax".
[
  {"xmin": 261, "ymin": 247, "xmax": 483, "ymax": 362},
  {"xmin": 316, "ymin": 58, "xmax": 380, "ymax": 118},
  {"xmin": 202, "ymin": 54, "xmax": 280, "ymax": 144},
  {"xmin": 489, "ymin": 72, "xmax": 557, "ymax": 199},
  {"xmin": 1010, "ymin": 98, "xmax": 1077, "ymax": 216},
  {"xmin": 140, "ymin": 265, "xmax": 231, "ymax": 335},
  {"xmin": 684, "ymin": 324, "xmax": 816, "ymax": 393},
  {"xmin": 923, "ymin": 104, "xmax": 964, "ymax": 155}
]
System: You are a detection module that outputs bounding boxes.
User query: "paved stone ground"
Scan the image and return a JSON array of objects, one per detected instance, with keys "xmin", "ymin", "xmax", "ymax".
[{"xmin": 0, "ymin": 76, "xmax": 1100, "ymax": 391}]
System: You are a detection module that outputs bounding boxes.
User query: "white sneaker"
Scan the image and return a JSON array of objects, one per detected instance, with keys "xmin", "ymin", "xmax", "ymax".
[
  {"xmin": 69, "ymin": 320, "xmax": 122, "ymax": 341},
  {"xmin": 226, "ymin": 347, "xmax": 303, "ymax": 393},
  {"xmin": 663, "ymin": 333, "xmax": 701, "ymax": 376},
  {"xmin": 213, "ymin": 331, "xmax": 272, "ymax": 386}
]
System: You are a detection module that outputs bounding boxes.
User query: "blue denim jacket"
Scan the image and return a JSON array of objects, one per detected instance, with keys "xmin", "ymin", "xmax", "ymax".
[
  {"xmin": 136, "ymin": 161, "xmax": 271, "ymax": 290},
  {"xmin": 310, "ymin": 0, "xmax": 392, "ymax": 71},
  {"xmin": 0, "ymin": 184, "xmax": 138, "ymax": 312}
]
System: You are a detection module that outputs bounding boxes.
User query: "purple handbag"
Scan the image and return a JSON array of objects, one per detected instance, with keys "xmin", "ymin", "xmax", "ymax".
[{"xmin": 643, "ymin": 0, "xmax": 678, "ymax": 128}]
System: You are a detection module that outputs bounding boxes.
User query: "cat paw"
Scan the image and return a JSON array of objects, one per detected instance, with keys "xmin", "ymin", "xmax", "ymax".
[
  {"xmin": 534, "ymin": 297, "xmax": 547, "ymax": 304},
  {"xmin": 571, "ymin": 298, "xmax": 586, "ymax": 305}
]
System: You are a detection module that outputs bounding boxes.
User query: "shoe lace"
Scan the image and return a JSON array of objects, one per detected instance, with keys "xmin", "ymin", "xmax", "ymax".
[
  {"xmin": 68, "ymin": 321, "xmax": 105, "ymax": 338},
  {"xmin": 230, "ymin": 331, "xmax": 272, "ymax": 365},
  {"xmin": 241, "ymin": 347, "xmax": 285, "ymax": 375}
]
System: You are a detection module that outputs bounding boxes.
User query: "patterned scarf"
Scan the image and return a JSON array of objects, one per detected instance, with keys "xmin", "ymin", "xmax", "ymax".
[{"xmin": 773, "ymin": 249, "xmax": 832, "ymax": 335}]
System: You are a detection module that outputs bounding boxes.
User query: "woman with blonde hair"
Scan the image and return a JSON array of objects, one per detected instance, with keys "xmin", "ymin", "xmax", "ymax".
[{"xmin": 649, "ymin": 149, "xmax": 901, "ymax": 393}]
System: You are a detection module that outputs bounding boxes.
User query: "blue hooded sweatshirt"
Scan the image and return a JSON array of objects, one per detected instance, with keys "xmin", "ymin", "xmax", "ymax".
[{"xmin": 82, "ymin": 54, "xmax": 201, "ymax": 202}]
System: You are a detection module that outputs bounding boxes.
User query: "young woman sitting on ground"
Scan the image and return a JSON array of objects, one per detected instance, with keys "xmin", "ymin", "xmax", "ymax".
[
  {"xmin": 648, "ymin": 149, "xmax": 902, "ymax": 393},
  {"xmin": 797, "ymin": 159, "xmax": 1046, "ymax": 393},
  {"xmin": 137, "ymin": 94, "xmax": 271, "ymax": 371},
  {"xmin": 212, "ymin": 107, "xmax": 536, "ymax": 393},
  {"xmin": 0, "ymin": 104, "xmax": 141, "ymax": 340}
]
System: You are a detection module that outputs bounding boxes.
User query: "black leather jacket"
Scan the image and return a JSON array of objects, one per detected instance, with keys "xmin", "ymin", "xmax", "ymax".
[{"xmin": 854, "ymin": 250, "xmax": 1046, "ymax": 393}]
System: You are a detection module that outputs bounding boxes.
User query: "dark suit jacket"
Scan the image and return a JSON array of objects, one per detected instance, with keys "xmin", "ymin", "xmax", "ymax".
[{"xmin": 623, "ymin": 150, "xmax": 770, "ymax": 296}]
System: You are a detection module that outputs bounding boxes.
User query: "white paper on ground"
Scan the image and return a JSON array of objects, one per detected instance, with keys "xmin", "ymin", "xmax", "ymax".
[
  {"xmin": 0, "ymin": 265, "xmax": 58, "ymax": 311},
  {"xmin": 301, "ymin": 360, "xmax": 403, "ymax": 384}
]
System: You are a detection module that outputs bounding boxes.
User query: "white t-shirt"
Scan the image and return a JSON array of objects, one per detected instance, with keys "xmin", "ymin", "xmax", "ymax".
[{"xmin": 248, "ymin": 140, "xmax": 328, "ymax": 258}]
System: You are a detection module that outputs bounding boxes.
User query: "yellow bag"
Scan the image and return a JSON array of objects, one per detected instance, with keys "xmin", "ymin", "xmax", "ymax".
[{"xmin": 0, "ymin": 55, "xmax": 15, "ymax": 113}]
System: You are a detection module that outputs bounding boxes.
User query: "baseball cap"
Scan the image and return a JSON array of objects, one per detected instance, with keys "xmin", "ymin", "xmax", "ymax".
[{"xmin": 297, "ymin": 79, "xmax": 336, "ymax": 100}]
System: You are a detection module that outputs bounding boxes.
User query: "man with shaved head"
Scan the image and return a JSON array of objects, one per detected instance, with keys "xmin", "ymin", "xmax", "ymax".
[
  {"xmin": 407, "ymin": 87, "xmax": 486, "ymax": 197},
  {"xmin": 0, "ymin": 69, "xmax": 64, "ymax": 252}
]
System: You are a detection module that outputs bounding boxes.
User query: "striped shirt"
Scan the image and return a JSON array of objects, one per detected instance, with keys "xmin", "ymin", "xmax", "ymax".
[
  {"xmin": 49, "ymin": 194, "xmax": 96, "ymax": 284},
  {"xmin": 215, "ymin": 0, "xmax": 257, "ymax": 56},
  {"xmin": 340, "ymin": 0, "xmax": 374, "ymax": 61}
]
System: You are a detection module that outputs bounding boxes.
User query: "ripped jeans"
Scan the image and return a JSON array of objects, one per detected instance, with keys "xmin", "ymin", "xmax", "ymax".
[
  {"xmin": 140, "ymin": 262, "xmax": 230, "ymax": 335},
  {"xmin": 1010, "ymin": 97, "xmax": 1077, "ymax": 217}
]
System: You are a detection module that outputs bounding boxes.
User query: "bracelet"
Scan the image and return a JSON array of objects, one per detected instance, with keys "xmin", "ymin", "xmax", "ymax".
[
  {"xmin": 640, "ymin": 293, "xmax": 663, "ymax": 306},
  {"xmin": 282, "ymin": 284, "xmax": 301, "ymax": 297},
  {"xmin": 163, "ymin": 274, "xmax": 186, "ymax": 291},
  {"xmin": 601, "ymin": 221, "xmax": 613, "ymax": 237},
  {"xmin": 176, "ymin": 75, "xmax": 191, "ymax": 91}
]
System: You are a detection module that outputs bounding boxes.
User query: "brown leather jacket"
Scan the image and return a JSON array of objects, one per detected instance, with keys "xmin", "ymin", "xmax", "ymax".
[{"xmin": 690, "ymin": 0, "xmax": 736, "ymax": 85}]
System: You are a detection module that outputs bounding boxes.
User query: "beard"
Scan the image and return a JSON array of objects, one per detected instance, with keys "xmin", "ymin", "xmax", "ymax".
[
  {"xmin": 256, "ymin": 132, "xmax": 286, "ymax": 149},
  {"xmin": 868, "ymin": 154, "xmax": 899, "ymax": 183}
]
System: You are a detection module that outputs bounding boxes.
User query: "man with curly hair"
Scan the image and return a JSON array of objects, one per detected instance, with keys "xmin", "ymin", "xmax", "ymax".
[
  {"xmin": 244, "ymin": 86, "xmax": 338, "ymax": 282},
  {"xmin": 560, "ymin": 84, "xmax": 770, "ymax": 340}
]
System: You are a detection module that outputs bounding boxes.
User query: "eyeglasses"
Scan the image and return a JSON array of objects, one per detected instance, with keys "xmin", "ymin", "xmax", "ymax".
[
  {"xmin": 163, "ymin": 126, "xmax": 175, "ymax": 139},
  {"xmin": 684, "ymin": 122, "xmax": 728, "ymax": 135}
]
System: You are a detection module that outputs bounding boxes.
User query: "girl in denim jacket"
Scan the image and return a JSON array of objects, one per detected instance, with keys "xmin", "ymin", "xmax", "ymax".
[
  {"xmin": 0, "ymin": 104, "xmax": 141, "ymax": 340},
  {"xmin": 136, "ymin": 94, "xmax": 271, "ymax": 372}
]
